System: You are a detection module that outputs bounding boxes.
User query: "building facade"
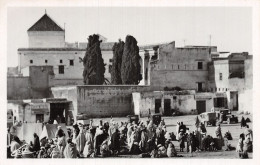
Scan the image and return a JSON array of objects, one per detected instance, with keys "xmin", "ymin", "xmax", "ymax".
[{"xmin": 150, "ymin": 42, "xmax": 217, "ymax": 91}]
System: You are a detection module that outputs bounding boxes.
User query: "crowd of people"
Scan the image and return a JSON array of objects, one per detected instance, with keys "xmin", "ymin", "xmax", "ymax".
[{"xmin": 7, "ymin": 116, "xmax": 253, "ymax": 159}]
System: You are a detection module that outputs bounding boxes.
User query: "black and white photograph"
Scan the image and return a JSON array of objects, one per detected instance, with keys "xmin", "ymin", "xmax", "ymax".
[{"xmin": 2, "ymin": 0, "xmax": 259, "ymax": 163}]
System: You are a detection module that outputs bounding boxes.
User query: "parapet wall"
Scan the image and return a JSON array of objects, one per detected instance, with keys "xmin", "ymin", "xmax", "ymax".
[{"xmin": 51, "ymin": 85, "xmax": 150, "ymax": 118}]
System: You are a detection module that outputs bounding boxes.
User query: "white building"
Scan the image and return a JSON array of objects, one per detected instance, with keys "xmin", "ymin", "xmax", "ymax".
[{"xmin": 18, "ymin": 13, "xmax": 156, "ymax": 85}]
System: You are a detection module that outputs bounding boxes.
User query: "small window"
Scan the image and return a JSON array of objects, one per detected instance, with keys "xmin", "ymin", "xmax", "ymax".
[
  {"xmin": 69, "ymin": 60, "xmax": 74, "ymax": 66},
  {"xmin": 172, "ymin": 65, "xmax": 173, "ymax": 70},
  {"xmin": 226, "ymin": 88, "xmax": 228, "ymax": 91},
  {"xmin": 45, "ymin": 60, "xmax": 48, "ymax": 64},
  {"xmin": 109, "ymin": 59, "xmax": 113, "ymax": 63},
  {"xmin": 30, "ymin": 60, "xmax": 33, "ymax": 64},
  {"xmin": 219, "ymin": 73, "xmax": 223, "ymax": 80},
  {"xmin": 59, "ymin": 65, "xmax": 64, "ymax": 74},
  {"xmin": 178, "ymin": 65, "xmax": 180, "ymax": 70},
  {"xmin": 60, "ymin": 60, "xmax": 63, "ymax": 63},
  {"xmin": 198, "ymin": 62, "xmax": 203, "ymax": 70},
  {"xmin": 173, "ymin": 96, "xmax": 177, "ymax": 100},
  {"xmin": 197, "ymin": 82, "xmax": 203, "ymax": 92}
]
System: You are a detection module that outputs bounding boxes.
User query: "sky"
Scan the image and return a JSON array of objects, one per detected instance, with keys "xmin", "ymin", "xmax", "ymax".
[{"xmin": 7, "ymin": 7, "xmax": 252, "ymax": 67}]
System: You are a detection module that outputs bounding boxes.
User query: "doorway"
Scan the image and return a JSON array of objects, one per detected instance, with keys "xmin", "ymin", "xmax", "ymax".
[
  {"xmin": 230, "ymin": 92, "xmax": 239, "ymax": 111},
  {"xmin": 196, "ymin": 100, "xmax": 206, "ymax": 114},
  {"xmin": 36, "ymin": 114, "xmax": 44, "ymax": 123},
  {"xmin": 155, "ymin": 99, "xmax": 161, "ymax": 113},
  {"xmin": 49, "ymin": 103, "xmax": 67, "ymax": 124},
  {"xmin": 164, "ymin": 99, "xmax": 171, "ymax": 116}
]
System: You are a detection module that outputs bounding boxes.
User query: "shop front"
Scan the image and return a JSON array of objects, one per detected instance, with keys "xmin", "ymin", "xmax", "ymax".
[{"xmin": 30, "ymin": 103, "xmax": 50, "ymax": 123}]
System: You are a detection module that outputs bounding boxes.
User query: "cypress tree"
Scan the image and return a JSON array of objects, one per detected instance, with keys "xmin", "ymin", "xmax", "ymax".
[
  {"xmin": 111, "ymin": 39, "xmax": 124, "ymax": 84},
  {"xmin": 83, "ymin": 34, "xmax": 105, "ymax": 85},
  {"xmin": 121, "ymin": 35, "xmax": 142, "ymax": 84}
]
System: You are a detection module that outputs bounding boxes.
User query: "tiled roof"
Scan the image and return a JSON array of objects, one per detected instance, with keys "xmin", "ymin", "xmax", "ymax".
[{"xmin": 28, "ymin": 14, "xmax": 64, "ymax": 31}]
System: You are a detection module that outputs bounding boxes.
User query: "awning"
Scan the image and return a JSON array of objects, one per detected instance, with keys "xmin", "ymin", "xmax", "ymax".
[
  {"xmin": 195, "ymin": 94, "xmax": 212, "ymax": 100},
  {"xmin": 215, "ymin": 92, "xmax": 227, "ymax": 98}
]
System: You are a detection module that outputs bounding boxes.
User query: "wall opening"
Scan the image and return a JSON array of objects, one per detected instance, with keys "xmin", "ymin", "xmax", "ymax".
[
  {"xmin": 155, "ymin": 99, "xmax": 161, "ymax": 113},
  {"xmin": 164, "ymin": 99, "xmax": 171, "ymax": 116},
  {"xmin": 196, "ymin": 100, "xmax": 206, "ymax": 114}
]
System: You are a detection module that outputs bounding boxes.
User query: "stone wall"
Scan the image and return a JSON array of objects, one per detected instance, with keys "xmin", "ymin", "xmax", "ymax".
[
  {"xmin": 150, "ymin": 43, "xmax": 211, "ymax": 90},
  {"xmin": 7, "ymin": 66, "xmax": 53, "ymax": 100},
  {"xmin": 51, "ymin": 85, "xmax": 150, "ymax": 118}
]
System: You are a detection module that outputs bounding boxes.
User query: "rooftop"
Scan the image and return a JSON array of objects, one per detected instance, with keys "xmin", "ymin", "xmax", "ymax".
[{"xmin": 28, "ymin": 14, "xmax": 64, "ymax": 32}]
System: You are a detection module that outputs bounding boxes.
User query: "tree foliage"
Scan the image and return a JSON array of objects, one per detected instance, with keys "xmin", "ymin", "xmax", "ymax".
[
  {"xmin": 111, "ymin": 39, "xmax": 124, "ymax": 85},
  {"xmin": 121, "ymin": 35, "xmax": 142, "ymax": 85},
  {"xmin": 83, "ymin": 34, "xmax": 105, "ymax": 85}
]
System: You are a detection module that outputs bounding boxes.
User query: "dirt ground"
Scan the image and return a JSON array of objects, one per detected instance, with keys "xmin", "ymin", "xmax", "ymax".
[{"xmin": 84, "ymin": 113, "xmax": 253, "ymax": 159}]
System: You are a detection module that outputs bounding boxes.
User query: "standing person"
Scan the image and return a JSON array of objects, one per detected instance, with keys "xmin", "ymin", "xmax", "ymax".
[
  {"xmin": 200, "ymin": 122, "xmax": 207, "ymax": 135},
  {"xmin": 179, "ymin": 122, "xmax": 187, "ymax": 134},
  {"xmin": 72, "ymin": 124, "xmax": 80, "ymax": 143},
  {"xmin": 215, "ymin": 123, "xmax": 224, "ymax": 150},
  {"xmin": 63, "ymin": 138, "xmax": 79, "ymax": 158},
  {"xmin": 176, "ymin": 121, "xmax": 180, "ymax": 140},
  {"xmin": 147, "ymin": 120, "xmax": 156, "ymax": 139},
  {"xmin": 139, "ymin": 127, "xmax": 149, "ymax": 153},
  {"xmin": 110, "ymin": 129, "xmax": 120, "ymax": 156},
  {"xmin": 56, "ymin": 115, "xmax": 61, "ymax": 124},
  {"xmin": 236, "ymin": 133, "xmax": 248, "ymax": 158},
  {"xmin": 94, "ymin": 126, "xmax": 107, "ymax": 155},
  {"xmin": 178, "ymin": 130, "xmax": 185, "ymax": 152},
  {"xmin": 55, "ymin": 126, "xmax": 66, "ymax": 158},
  {"xmin": 241, "ymin": 116, "xmax": 246, "ymax": 128},
  {"xmin": 7, "ymin": 128, "xmax": 14, "ymax": 147},
  {"xmin": 75, "ymin": 124, "xmax": 86, "ymax": 157},
  {"xmin": 31, "ymin": 133, "xmax": 40, "ymax": 153},
  {"xmin": 83, "ymin": 126, "xmax": 94, "ymax": 157},
  {"xmin": 244, "ymin": 125, "xmax": 253, "ymax": 141}
]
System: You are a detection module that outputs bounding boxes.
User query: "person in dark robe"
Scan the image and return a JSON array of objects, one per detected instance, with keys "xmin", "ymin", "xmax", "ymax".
[
  {"xmin": 241, "ymin": 116, "xmax": 246, "ymax": 128},
  {"xmin": 156, "ymin": 127, "xmax": 165, "ymax": 147},
  {"xmin": 178, "ymin": 131, "xmax": 185, "ymax": 152},
  {"xmin": 215, "ymin": 123, "xmax": 224, "ymax": 149},
  {"xmin": 94, "ymin": 126, "xmax": 107, "ymax": 155},
  {"xmin": 179, "ymin": 122, "xmax": 187, "ymax": 134},
  {"xmin": 110, "ymin": 129, "xmax": 120, "ymax": 155},
  {"xmin": 31, "ymin": 133, "xmax": 40, "ymax": 153}
]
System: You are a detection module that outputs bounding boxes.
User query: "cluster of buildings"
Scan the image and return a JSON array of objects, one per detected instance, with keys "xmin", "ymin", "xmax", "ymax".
[{"xmin": 7, "ymin": 13, "xmax": 253, "ymax": 125}]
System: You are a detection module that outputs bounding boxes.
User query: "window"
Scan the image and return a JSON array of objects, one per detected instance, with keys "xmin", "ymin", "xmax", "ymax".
[
  {"xmin": 30, "ymin": 60, "xmax": 33, "ymax": 64},
  {"xmin": 219, "ymin": 73, "xmax": 222, "ymax": 80},
  {"xmin": 45, "ymin": 60, "xmax": 48, "ymax": 64},
  {"xmin": 178, "ymin": 65, "xmax": 180, "ymax": 70},
  {"xmin": 59, "ymin": 65, "xmax": 64, "ymax": 74},
  {"xmin": 198, "ymin": 62, "xmax": 203, "ymax": 70},
  {"xmin": 109, "ymin": 59, "xmax": 113, "ymax": 63},
  {"xmin": 60, "ymin": 60, "xmax": 63, "ymax": 63},
  {"xmin": 197, "ymin": 82, "xmax": 203, "ymax": 92},
  {"xmin": 69, "ymin": 60, "xmax": 74, "ymax": 66}
]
